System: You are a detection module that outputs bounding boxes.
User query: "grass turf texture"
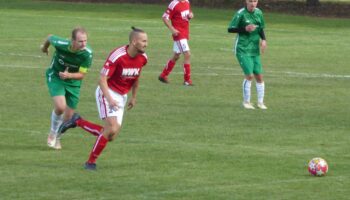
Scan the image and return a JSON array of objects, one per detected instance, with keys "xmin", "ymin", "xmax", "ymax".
[{"xmin": 0, "ymin": 0, "xmax": 350, "ymax": 199}]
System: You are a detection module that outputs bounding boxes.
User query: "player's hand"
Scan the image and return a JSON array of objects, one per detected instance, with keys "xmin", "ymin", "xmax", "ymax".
[
  {"xmin": 108, "ymin": 99, "xmax": 120, "ymax": 111},
  {"xmin": 171, "ymin": 29, "xmax": 179, "ymax": 37},
  {"xmin": 40, "ymin": 44, "xmax": 49, "ymax": 55},
  {"xmin": 245, "ymin": 24, "xmax": 257, "ymax": 32},
  {"xmin": 127, "ymin": 98, "xmax": 136, "ymax": 110},
  {"xmin": 261, "ymin": 40, "xmax": 267, "ymax": 54},
  {"xmin": 59, "ymin": 70, "xmax": 71, "ymax": 80}
]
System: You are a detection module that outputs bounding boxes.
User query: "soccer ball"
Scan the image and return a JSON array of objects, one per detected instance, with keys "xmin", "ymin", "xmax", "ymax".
[{"xmin": 308, "ymin": 157, "xmax": 328, "ymax": 176}]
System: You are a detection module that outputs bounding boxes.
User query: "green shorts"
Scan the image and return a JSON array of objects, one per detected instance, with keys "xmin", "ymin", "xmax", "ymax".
[
  {"xmin": 46, "ymin": 68, "xmax": 81, "ymax": 109},
  {"xmin": 236, "ymin": 54, "xmax": 263, "ymax": 75}
]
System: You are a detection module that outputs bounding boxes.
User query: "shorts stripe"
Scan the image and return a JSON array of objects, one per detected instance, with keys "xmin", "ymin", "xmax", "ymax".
[{"xmin": 176, "ymin": 41, "xmax": 183, "ymax": 52}]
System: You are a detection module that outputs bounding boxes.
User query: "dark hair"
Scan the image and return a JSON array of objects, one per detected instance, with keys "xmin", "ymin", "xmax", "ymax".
[
  {"xmin": 71, "ymin": 27, "xmax": 87, "ymax": 40},
  {"xmin": 129, "ymin": 26, "xmax": 145, "ymax": 42}
]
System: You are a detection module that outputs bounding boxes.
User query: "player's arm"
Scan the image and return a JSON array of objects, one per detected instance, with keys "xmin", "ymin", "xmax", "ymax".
[
  {"xmin": 40, "ymin": 34, "xmax": 52, "ymax": 55},
  {"xmin": 259, "ymin": 29, "xmax": 267, "ymax": 53},
  {"xmin": 98, "ymin": 74, "xmax": 119, "ymax": 110},
  {"xmin": 59, "ymin": 70, "xmax": 85, "ymax": 80},
  {"xmin": 128, "ymin": 79, "xmax": 139, "ymax": 110},
  {"xmin": 162, "ymin": 11, "xmax": 179, "ymax": 36}
]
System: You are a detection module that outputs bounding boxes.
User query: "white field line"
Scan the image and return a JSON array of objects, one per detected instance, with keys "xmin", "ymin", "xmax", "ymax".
[{"xmin": 1, "ymin": 52, "xmax": 350, "ymax": 79}]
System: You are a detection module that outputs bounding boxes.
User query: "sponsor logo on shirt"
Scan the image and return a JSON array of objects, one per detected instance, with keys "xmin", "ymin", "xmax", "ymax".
[
  {"xmin": 122, "ymin": 68, "xmax": 140, "ymax": 77},
  {"xmin": 58, "ymin": 58, "xmax": 79, "ymax": 69},
  {"xmin": 181, "ymin": 10, "xmax": 190, "ymax": 21}
]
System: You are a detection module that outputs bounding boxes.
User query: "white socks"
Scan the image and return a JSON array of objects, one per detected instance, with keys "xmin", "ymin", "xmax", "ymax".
[
  {"xmin": 242, "ymin": 79, "xmax": 265, "ymax": 103},
  {"xmin": 242, "ymin": 79, "xmax": 252, "ymax": 103},
  {"xmin": 256, "ymin": 82, "xmax": 265, "ymax": 104},
  {"xmin": 50, "ymin": 110, "xmax": 63, "ymax": 135}
]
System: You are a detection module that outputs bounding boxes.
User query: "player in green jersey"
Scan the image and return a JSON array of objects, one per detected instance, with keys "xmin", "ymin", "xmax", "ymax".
[
  {"xmin": 228, "ymin": 0, "xmax": 267, "ymax": 109},
  {"xmin": 41, "ymin": 27, "xmax": 93, "ymax": 149}
]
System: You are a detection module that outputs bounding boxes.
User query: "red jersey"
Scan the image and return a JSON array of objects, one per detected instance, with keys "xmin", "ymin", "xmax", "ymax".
[
  {"xmin": 162, "ymin": 0, "xmax": 191, "ymax": 41},
  {"xmin": 100, "ymin": 45, "xmax": 148, "ymax": 95}
]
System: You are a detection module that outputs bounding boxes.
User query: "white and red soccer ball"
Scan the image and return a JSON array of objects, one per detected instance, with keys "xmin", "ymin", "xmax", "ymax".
[{"xmin": 308, "ymin": 157, "xmax": 328, "ymax": 176}]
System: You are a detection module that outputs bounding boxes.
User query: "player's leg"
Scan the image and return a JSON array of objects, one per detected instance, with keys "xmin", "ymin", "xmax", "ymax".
[
  {"xmin": 237, "ymin": 54, "xmax": 255, "ymax": 109},
  {"xmin": 253, "ymin": 56, "xmax": 267, "ymax": 109},
  {"xmin": 173, "ymin": 39, "xmax": 193, "ymax": 86},
  {"xmin": 159, "ymin": 42, "xmax": 181, "ymax": 83},
  {"xmin": 84, "ymin": 87, "xmax": 127, "ymax": 170},
  {"xmin": 46, "ymin": 70, "xmax": 66, "ymax": 149},
  {"xmin": 84, "ymin": 116, "xmax": 121, "ymax": 170},
  {"xmin": 58, "ymin": 87, "xmax": 104, "ymax": 136},
  {"xmin": 183, "ymin": 50, "xmax": 192, "ymax": 86}
]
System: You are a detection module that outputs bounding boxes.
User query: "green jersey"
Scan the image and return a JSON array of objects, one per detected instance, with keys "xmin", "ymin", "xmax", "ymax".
[
  {"xmin": 48, "ymin": 35, "xmax": 93, "ymax": 86},
  {"xmin": 228, "ymin": 7, "xmax": 265, "ymax": 56}
]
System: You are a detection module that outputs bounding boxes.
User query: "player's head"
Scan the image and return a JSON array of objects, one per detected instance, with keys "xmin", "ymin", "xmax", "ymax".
[
  {"xmin": 129, "ymin": 26, "xmax": 148, "ymax": 54},
  {"xmin": 71, "ymin": 27, "xmax": 88, "ymax": 51},
  {"xmin": 246, "ymin": 0, "xmax": 258, "ymax": 12}
]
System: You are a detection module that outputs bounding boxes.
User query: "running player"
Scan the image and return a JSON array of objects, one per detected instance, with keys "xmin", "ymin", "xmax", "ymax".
[
  {"xmin": 228, "ymin": 0, "xmax": 267, "ymax": 109},
  {"xmin": 41, "ymin": 27, "xmax": 93, "ymax": 149},
  {"xmin": 58, "ymin": 27, "xmax": 148, "ymax": 170},
  {"xmin": 158, "ymin": 0, "xmax": 194, "ymax": 86}
]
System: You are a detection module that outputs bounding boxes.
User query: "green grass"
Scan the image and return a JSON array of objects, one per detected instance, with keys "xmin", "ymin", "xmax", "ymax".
[{"xmin": 1, "ymin": 0, "xmax": 350, "ymax": 199}]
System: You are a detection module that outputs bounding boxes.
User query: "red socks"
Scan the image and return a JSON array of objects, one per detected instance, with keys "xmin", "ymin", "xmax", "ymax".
[
  {"xmin": 161, "ymin": 60, "xmax": 176, "ymax": 77},
  {"xmin": 87, "ymin": 134, "xmax": 108, "ymax": 164},
  {"xmin": 76, "ymin": 118, "xmax": 103, "ymax": 137},
  {"xmin": 183, "ymin": 63, "xmax": 191, "ymax": 82}
]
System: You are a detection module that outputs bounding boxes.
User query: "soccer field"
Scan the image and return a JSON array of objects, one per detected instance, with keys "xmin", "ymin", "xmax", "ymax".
[{"xmin": 0, "ymin": 0, "xmax": 350, "ymax": 199}]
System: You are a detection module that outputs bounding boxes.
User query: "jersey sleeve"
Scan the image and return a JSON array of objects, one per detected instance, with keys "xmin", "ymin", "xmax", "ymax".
[
  {"xmin": 259, "ymin": 12, "xmax": 265, "ymax": 29},
  {"xmin": 48, "ymin": 35, "xmax": 69, "ymax": 49},
  {"xmin": 100, "ymin": 57, "xmax": 117, "ymax": 78},
  {"xmin": 162, "ymin": 4, "xmax": 173, "ymax": 20},
  {"xmin": 228, "ymin": 11, "xmax": 242, "ymax": 29}
]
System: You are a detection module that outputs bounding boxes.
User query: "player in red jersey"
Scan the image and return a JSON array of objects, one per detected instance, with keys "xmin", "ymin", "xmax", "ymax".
[
  {"xmin": 57, "ymin": 27, "xmax": 148, "ymax": 170},
  {"xmin": 158, "ymin": 0, "xmax": 194, "ymax": 86}
]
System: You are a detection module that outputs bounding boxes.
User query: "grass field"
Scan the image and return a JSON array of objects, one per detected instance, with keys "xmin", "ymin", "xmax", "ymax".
[{"xmin": 0, "ymin": 0, "xmax": 350, "ymax": 199}]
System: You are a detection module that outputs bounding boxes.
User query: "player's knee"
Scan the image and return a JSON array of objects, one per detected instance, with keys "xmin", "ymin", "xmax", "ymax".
[
  {"xmin": 172, "ymin": 54, "xmax": 180, "ymax": 61},
  {"xmin": 54, "ymin": 106, "xmax": 65, "ymax": 115}
]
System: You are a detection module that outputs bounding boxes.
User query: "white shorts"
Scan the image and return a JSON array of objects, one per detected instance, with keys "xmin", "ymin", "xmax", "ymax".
[
  {"xmin": 95, "ymin": 86, "xmax": 127, "ymax": 125},
  {"xmin": 173, "ymin": 39, "xmax": 190, "ymax": 54}
]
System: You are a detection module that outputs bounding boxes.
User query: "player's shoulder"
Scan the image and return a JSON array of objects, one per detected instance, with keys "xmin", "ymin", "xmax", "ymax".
[
  {"xmin": 237, "ymin": 7, "xmax": 246, "ymax": 15},
  {"xmin": 108, "ymin": 45, "xmax": 127, "ymax": 62},
  {"xmin": 168, "ymin": 0, "xmax": 185, "ymax": 10},
  {"xmin": 140, "ymin": 53, "xmax": 148, "ymax": 61},
  {"xmin": 254, "ymin": 8, "xmax": 264, "ymax": 15},
  {"xmin": 49, "ymin": 35, "xmax": 70, "ymax": 46},
  {"xmin": 83, "ymin": 45, "xmax": 93, "ymax": 54}
]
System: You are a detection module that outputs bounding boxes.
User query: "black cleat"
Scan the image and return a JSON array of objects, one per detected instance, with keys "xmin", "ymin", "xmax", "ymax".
[
  {"xmin": 158, "ymin": 76, "xmax": 169, "ymax": 84},
  {"xmin": 58, "ymin": 113, "xmax": 81, "ymax": 135},
  {"xmin": 84, "ymin": 162, "xmax": 97, "ymax": 170}
]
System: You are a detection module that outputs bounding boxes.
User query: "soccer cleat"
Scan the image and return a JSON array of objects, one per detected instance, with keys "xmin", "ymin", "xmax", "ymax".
[
  {"xmin": 47, "ymin": 132, "xmax": 62, "ymax": 150},
  {"xmin": 183, "ymin": 80, "xmax": 194, "ymax": 86},
  {"xmin": 58, "ymin": 113, "xmax": 81, "ymax": 135},
  {"xmin": 54, "ymin": 138, "xmax": 62, "ymax": 150},
  {"xmin": 158, "ymin": 75, "xmax": 169, "ymax": 84},
  {"xmin": 242, "ymin": 102, "xmax": 255, "ymax": 109},
  {"xmin": 257, "ymin": 103, "xmax": 268, "ymax": 109},
  {"xmin": 47, "ymin": 132, "xmax": 57, "ymax": 148},
  {"xmin": 84, "ymin": 162, "xmax": 97, "ymax": 170}
]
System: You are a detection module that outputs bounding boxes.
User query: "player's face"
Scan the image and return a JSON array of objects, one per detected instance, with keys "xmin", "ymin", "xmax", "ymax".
[
  {"xmin": 72, "ymin": 32, "xmax": 87, "ymax": 51},
  {"xmin": 246, "ymin": 0, "xmax": 258, "ymax": 12},
  {"xmin": 134, "ymin": 33, "xmax": 148, "ymax": 54}
]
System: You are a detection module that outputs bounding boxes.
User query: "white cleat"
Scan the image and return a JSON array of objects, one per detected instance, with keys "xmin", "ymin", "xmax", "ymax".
[
  {"xmin": 242, "ymin": 102, "xmax": 255, "ymax": 109},
  {"xmin": 47, "ymin": 132, "xmax": 61, "ymax": 150},
  {"xmin": 47, "ymin": 132, "xmax": 57, "ymax": 148},
  {"xmin": 257, "ymin": 103, "xmax": 268, "ymax": 110},
  {"xmin": 54, "ymin": 138, "xmax": 62, "ymax": 150}
]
